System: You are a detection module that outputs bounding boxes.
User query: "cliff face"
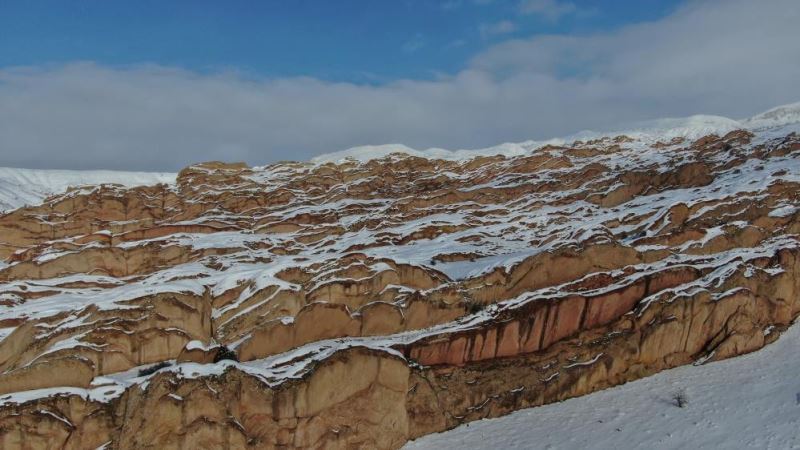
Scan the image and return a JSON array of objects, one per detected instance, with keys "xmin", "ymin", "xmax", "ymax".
[{"xmin": 0, "ymin": 119, "xmax": 799, "ymax": 449}]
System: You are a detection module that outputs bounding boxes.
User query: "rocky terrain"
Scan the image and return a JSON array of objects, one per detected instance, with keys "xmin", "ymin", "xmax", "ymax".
[
  {"xmin": 0, "ymin": 103, "xmax": 799, "ymax": 449},
  {"xmin": 0, "ymin": 168, "xmax": 173, "ymax": 212}
]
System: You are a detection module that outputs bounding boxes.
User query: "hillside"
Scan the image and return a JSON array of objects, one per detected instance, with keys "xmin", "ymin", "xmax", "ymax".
[
  {"xmin": 406, "ymin": 322, "xmax": 800, "ymax": 449},
  {"xmin": 0, "ymin": 102, "xmax": 798, "ymax": 449}
]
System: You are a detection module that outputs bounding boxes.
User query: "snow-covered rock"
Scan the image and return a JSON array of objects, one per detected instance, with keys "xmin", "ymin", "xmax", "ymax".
[
  {"xmin": 0, "ymin": 101, "xmax": 800, "ymax": 449},
  {"xmin": 0, "ymin": 167, "xmax": 174, "ymax": 211}
]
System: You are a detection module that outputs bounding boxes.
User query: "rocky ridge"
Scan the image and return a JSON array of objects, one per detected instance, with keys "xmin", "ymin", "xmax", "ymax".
[
  {"xmin": 0, "ymin": 105, "xmax": 799, "ymax": 449},
  {"xmin": 0, "ymin": 167, "xmax": 173, "ymax": 212}
]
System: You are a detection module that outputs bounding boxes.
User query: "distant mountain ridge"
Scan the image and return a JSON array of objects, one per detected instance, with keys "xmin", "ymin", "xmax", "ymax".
[
  {"xmin": 313, "ymin": 101, "xmax": 800, "ymax": 163},
  {"xmin": 1, "ymin": 101, "xmax": 798, "ymax": 213}
]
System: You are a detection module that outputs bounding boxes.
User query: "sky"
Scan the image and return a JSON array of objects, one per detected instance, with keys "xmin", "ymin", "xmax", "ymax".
[{"xmin": 0, "ymin": 0, "xmax": 798, "ymax": 171}]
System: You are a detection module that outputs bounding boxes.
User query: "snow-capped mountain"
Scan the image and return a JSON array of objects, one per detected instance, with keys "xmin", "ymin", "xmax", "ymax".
[
  {"xmin": 743, "ymin": 101, "xmax": 800, "ymax": 130},
  {"xmin": 314, "ymin": 101, "xmax": 800, "ymax": 163}
]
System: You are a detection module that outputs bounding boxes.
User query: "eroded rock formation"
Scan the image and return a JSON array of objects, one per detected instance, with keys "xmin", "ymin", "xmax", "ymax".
[{"xmin": 1, "ymin": 120, "xmax": 800, "ymax": 449}]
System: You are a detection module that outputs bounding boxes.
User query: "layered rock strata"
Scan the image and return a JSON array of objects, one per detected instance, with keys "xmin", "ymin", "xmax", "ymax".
[{"xmin": 0, "ymin": 119, "xmax": 799, "ymax": 449}]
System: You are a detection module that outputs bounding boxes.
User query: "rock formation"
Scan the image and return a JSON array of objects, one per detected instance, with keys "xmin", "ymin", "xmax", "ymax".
[{"xmin": 0, "ymin": 116, "xmax": 799, "ymax": 449}]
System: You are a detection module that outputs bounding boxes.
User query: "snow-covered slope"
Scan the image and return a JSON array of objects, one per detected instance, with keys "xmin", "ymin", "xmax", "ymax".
[
  {"xmin": 743, "ymin": 101, "xmax": 800, "ymax": 130},
  {"xmin": 310, "ymin": 141, "xmax": 560, "ymax": 163},
  {"xmin": 0, "ymin": 167, "xmax": 175, "ymax": 212},
  {"xmin": 405, "ymin": 322, "xmax": 800, "ymax": 450},
  {"xmin": 314, "ymin": 102, "xmax": 800, "ymax": 163}
]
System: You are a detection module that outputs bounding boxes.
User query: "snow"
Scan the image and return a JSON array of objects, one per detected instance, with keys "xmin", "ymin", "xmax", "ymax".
[
  {"xmin": 571, "ymin": 114, "xmax": 744, "ymax": 144},
  {"xmin": 0, "ymin": 384, "xmax": 127, "ymax": 407},
  {"xmin": 313, "ymin": 102, "xmax": 800, "ymax": 164},
  {"xmin": 185, "ymin": 340, "xmax": 215, "ymax": 351},
  {"xmin": 35, "ymin": 409, "xmax": 73, "ymax": 428},
  {"xmin": 311, "ymin": 144, "xmax": 427, "ymax": 163},
  {"xmin": 404, "ymin": 322, "xmax": 800, "ymax": 450},
  {"xmin": 562, "ymin": 353, "xmax": 603, "ymax": 369},
  {"xmin": 742, "ymin": 101, "xmax": 800, "ymax": 130},
  {"xmin": 312, "ymin": 141, "xmax": 560, "ymax": 164},
  {"xmin": 0, "ymin": 167, "xmax": 174, "ymax": 211},
  {"xmin": 769, "ymin": 205, "xmax": 798, "ymax": 218}
]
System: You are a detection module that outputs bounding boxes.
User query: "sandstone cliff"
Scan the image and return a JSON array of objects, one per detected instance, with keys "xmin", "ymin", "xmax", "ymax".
[{"xmin": 0, "ymin": 116, "xmax": 799, "ymax": 449}]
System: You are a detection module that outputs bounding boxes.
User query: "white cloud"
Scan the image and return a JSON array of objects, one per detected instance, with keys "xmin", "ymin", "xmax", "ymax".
[
  {"xmin": 479, "ymin": 20, "xmax": 518, "ymax": 38},
  {"xmin": 518, "ymin": 0, "xmax": 577, "ymax": 21},
  {"xmin": 0, "ymin": 0, "xmax": 798, "ymax": 171}
]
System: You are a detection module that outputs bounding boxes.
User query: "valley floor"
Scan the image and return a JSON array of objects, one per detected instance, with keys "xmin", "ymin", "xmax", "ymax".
[{"xmin": 405, "ymin": 323, "xmax": 800, "ymax": 450}]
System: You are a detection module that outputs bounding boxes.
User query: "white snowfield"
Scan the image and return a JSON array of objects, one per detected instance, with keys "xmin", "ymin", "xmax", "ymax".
[
  {"xmin": 0, "ymin": 167, "xmax": 174, "ymax": 212},
  {"xmin": 405, "ymin": 322, "xmax": 800, "ymax": 450}
]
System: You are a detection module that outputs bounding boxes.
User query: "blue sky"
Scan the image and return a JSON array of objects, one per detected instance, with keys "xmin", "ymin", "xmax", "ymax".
[
  {"xmin": 1, "ymin": 0, "xmax": 681, "ymax": 82},
  {"xmin": 0, "ymin": 0, "xmax": 798, "ymax": 170}
]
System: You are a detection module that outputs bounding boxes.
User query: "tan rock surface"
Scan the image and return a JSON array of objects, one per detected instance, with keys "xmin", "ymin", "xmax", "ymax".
[{"xmin": 0, "ymin": 123, "xmax": 799, "ymax": 448}]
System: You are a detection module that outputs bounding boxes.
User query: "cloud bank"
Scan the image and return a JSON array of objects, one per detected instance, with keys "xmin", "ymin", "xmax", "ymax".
[{"xmin": 0, "ymin": 0, "xmax": 798, "ymax": 170}]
